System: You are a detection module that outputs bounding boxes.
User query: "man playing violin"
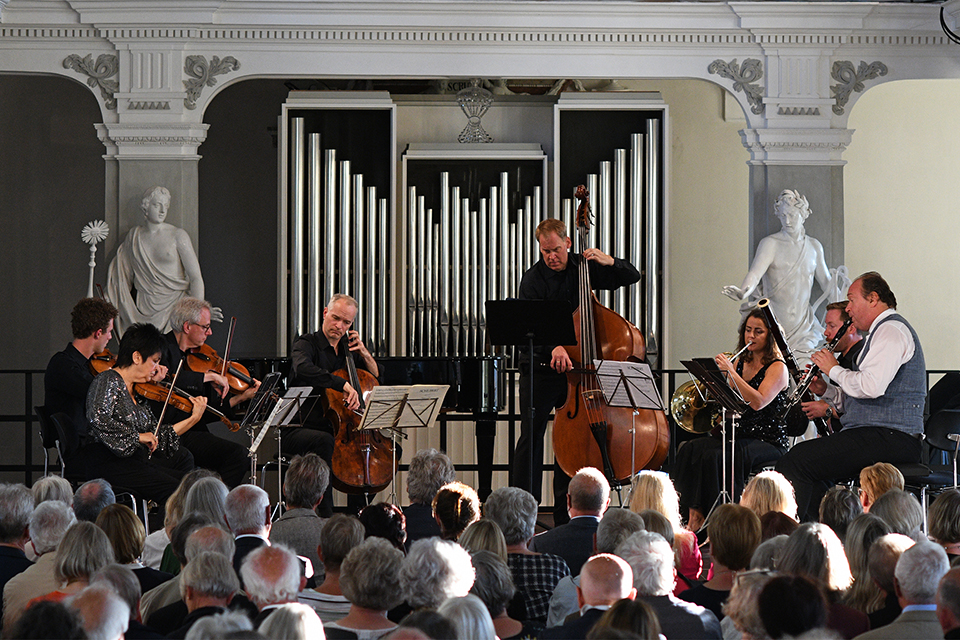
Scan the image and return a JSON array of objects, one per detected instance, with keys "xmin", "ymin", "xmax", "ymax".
[
  {"xmin": 151, "ymin": 297, "xmax": 259, "ymax": 487},
  {"xmin": 45, "ymin": 298, "xmax": 125, "ymax": 446},
  {"xmin": 290, "ymin": 293, "xmax": 380, "ymax": 515},
  {"xmin": 514, "ymin": 218, "xmax": 640, "ymax": 525}
]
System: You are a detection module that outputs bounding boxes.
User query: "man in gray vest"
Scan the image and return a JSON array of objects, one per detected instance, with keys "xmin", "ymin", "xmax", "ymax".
[{"xmin": 777, "ymin": 271, "xmax": 925, "ymax": 521}]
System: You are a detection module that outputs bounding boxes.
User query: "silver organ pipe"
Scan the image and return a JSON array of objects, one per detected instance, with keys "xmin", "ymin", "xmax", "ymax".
[
  {"xmin": 290, "ymin": 118, "xmax": 305, "ymax": 340},
  {"xmin": 338, "ymin": 160, "xmax": 352, "ymax": 296},
  {"xmin": 598, "ymin": 160, "xmax": 612, "ymax": 307},
  {"xmin": 478, "ymin": 198, "xmax": 488, "ymax": 355},
  {"xmin": 378, "ymin": 197, "xmax": 388, "ymax": 356},
  {"xmin": 645, "ymin": 120, "xmax": 661, "ymax": 367},
  {"xmin": 365, "ymin": 186, "xmax": 377, "ymax": 351},
  {"xmin": 429, "ymin": 211, "xmax": 439, "ymax": 356},
  {"xmin": 630, "ymin": 133, "xmax": 644, "ymax": 331},
  {"xmin": 439, "ymin": 173, "xmax": 451, "ymax": 357},
  {"xmin": 407, "ymin": 186, "xmax": 418, "ymax": 355},
  {"xmin": 307, "ymin": 132, "xmax": 322, "ymax": 333},
  {"xmin": 353, "ymin": 173, "xmax": 364, "ymax": 307},
  {"xmin": 499, "ymin": 172, "xmax": 509, "ymax": 301},
  {"xmin": 323, "ymin": 149, "xmax": 337, "ymax": 311},
  {"xmin": 450, "ymin": 187, "xmax": 461, "ymax": 356},
  {"xmin": 523, "ymin": 195, "xmax": 533, "ymax": 271},
  {"xmin": 612, "ymin": 148, "xmax": 627, "ymax": 316}
]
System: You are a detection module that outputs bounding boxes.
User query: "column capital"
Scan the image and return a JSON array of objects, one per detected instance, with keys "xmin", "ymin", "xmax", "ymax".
[
  {"xmin": 95, "ymin": 122, "xmax": 209, "ymax": 160},
  {"xmin": 739, "ymin": 127, "xmax": 854, "ymax": 166}
]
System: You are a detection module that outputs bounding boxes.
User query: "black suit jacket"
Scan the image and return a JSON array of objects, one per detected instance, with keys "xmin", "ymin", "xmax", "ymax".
[
  {"xmin": 529, "ymin": 516, "xmax": 598, "ymax": 576},
  {"xmin": 540, "ymin": 607, "xmax": 606, "ymax": 640},
  {"xmin": 233, "ymin": 535, "xmax": 268, "ymax": 584}
]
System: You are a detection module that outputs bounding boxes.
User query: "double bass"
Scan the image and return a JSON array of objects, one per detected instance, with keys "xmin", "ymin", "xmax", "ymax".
[
  {"xmin": 552, "ymin": 186, "xmax": 670, "ymax": 486},
  {"xmin": 324, "ymin": 333, "xmax": 397, "ymax": 494}
]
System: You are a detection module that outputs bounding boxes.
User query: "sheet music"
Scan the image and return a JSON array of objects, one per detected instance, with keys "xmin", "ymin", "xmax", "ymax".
[
  {"xmin": 593, "ymin": 360, "xmax": 664, "ymax": 410},
  {"xmin": 249, "ymin": 386, "xmax": 312, "ymax": 454},
  {"xmin": 359, "ymin": 384, "xmax": 449, "ymax": 431}
]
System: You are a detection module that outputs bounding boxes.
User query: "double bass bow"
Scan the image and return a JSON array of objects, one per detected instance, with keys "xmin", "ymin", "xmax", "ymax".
[
  {"xmin": 324, "ymin": 332, "xmax": 397, "ymax": 494},
  {"xmin": 552, "ymin": 185, "xmax": 670, "ymax": 487}
]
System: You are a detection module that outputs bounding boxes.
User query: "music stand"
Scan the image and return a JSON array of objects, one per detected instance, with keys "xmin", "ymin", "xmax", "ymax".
[
  {"xmin": 485, "ymin": 299, "xmax": 576, "ymax": 500},
  {"xmin": 594, "ymin": 360, "xmax": 665, "ymax": 497},
  {"xmin": 680, "ymin": 358, "xmax": 749, "ymax": 531}
]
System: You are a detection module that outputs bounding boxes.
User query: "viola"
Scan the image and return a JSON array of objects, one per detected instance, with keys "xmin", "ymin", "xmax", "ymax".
[
  {"xmin": 551, "ymin": 186, "xmax": 670, "ymax": 486},
  {"xmin": 185, "ymin": 343, "xmax": 254, "ymax": 395}
]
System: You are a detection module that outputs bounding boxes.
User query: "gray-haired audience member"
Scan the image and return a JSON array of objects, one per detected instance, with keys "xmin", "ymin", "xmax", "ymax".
[
  {"xmin": 184, "ymin": 610, "xmax": 255, "ymax": 640},
  {"xmin": 163, "ymin": 551, "xmax": 241, "ymax": 638},
  {"xmin": 843, "ymin": 513, "xmax": 890, "ymax": 616},
  {"xmin": 869, "ymin": 489, "xmax": 923, "ymax": 540},
  {"xmin": 55, "ymin": 521, "xmax": 117, "ymax": 591},
  {"xmin": 866, "ymin": 533, "xmax": 915, "ymax": 629},
  {"xmin": 750, "ymin": 534, "xmax": 789, "ymax": 570},
  {"xmin": 73, "ymin": 478, "xmax": 116, "ymax": 522},
  {"xmin": 470, "ymin": 550, "xmax": 528, "ymax": 639},
  {"xmin": 2, "ymin": 500, "xmax": 76, "ymax": 630},
  {"xmin": 325, "ymin": 537, "xmax": 403, "ymax": 637},
  {"xmin": 721, "ymin": 568, "xmax": 776, "ymax": 640},
  {"xmin": 90, "ymin": 564, "xmax": 145, "ymax": 635},
  {"xmin": 258, "ymin": 602, "xmax": 324, "ymax": 639},
  {"xmin": 0, "ymin": 483, "xmax": 34, "ymax": 606},
  {"xmin": 225, "ymin": 484, "xmax": 271, "ymax": 579},
  {"xmin": 31, "ymin": 475, "xmax": 73, "ymax": 507},
  {"xmin": 936, "ymin": 566, "xmax": 960, "ymax": 638},
  {"xmin": 404, "ymin": 448, "xmax": 456, "ymax": 548},
  {"xmin": 69, "ymin": 583, "xmax": 130, "ymax": 640},
  {"xmin": 438, "ymin": 593, "xmax": 497, "ymax": 640},
  {"xmin": 854, "ymin": 540, "xmax": 948, "ymax": 640},
  {"xmin": 269, "ymin": 453, "xmax": 329, "ymax": 583},
  {"xmin": 184, "ymin": 477, "xmax": 229, "ymax": 525},
  {"xmin": 819, "ymin": 485, "xmax": 863, "ymax": 543},
  {"xmin": 241, "ymin": 544, "xmax": 304, "ymax": 624},
  {"xmin": 8, "ymin": 600, "xmax": 85, "ymax": 640},
  {"xmin": 615, "ymin": 530, "xmax": 721, "ymax": 640},
  {"xmin": 400, "ymin": 537, "xmax": 475, "ymax": 610},
  {"xmin": 298, "ymin": 513, "xmax": 365, "ymax": 622}
]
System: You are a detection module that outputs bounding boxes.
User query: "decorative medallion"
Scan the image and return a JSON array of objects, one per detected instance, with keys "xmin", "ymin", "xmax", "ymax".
[
  {"xmin": 183, "ymin": 55, "xmax": 241, "ymax": 110},
  {"xmin": 831, "ymin": 61, "xmax": 888, "ymax": 115},
  {"xmin": 708, "ymin": 58, "xmax": 764, "ymax": 115},
  {"xmin": 62, "ymin": 54, "xmax": 119, "ymax": 110}
]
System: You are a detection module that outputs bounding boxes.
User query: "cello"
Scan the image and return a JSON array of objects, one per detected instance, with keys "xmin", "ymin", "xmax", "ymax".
[
  {"xmin": 551, "ymin": 185, "xmax": 670, "ymax": 486},
  {"xmin": 324, "ymin": 333, "xmax": 397, "ymax": 494}
]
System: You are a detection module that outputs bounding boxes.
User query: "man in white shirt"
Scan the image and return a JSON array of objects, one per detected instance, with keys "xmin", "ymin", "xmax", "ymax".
[{"xmin": 777, "ymin": 271, "xmax": 925, "ymax": 521}]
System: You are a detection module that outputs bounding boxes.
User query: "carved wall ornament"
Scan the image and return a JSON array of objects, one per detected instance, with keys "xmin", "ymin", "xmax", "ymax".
[
  {"xmin": 831, "ymin": 60, "xmax": 888, "ymax": 115},
  {"xmin": 62, "ymin": 54, "xmax": 119, "ymax": 110},
  {"xmin": 183, "ymin": 55, "xmax": 241, "ymax": 110},
  {"xmin": 708, "ymin": 58, "xmax": 765, "ymax": 115}
]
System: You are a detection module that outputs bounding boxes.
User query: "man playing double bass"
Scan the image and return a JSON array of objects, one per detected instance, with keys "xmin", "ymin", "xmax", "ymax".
[
  {"xmin": 290, "ymin": 293, "xmax": 381, "ymax": 515},
  {"xmin": 514, "ymin": 218, "xmax": 640, "ymax": 525}
]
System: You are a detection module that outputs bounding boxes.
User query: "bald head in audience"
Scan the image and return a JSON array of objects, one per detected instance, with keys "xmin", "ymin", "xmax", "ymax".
[
  {"xmin": 868, "ymin": 533, "xmax": 915, "ymax": 599},
  {"xmin": 578, "ymin": 554, "xmax": 636, "ymax": 608}
]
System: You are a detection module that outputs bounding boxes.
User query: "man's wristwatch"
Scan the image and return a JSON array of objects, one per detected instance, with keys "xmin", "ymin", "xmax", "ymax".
[{"xmin": 824, "ymin": 406, "xmax": 833, "ymax": 420}]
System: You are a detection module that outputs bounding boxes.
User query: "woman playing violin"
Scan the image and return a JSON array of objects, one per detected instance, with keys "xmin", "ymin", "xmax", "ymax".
[{"xmin": 85, "ymin": 322, "xmax": 202, "ymax": 506}]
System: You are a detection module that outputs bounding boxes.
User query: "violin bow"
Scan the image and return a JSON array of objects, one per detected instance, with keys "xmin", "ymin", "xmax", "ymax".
[
  {"xmin": 152, "ymin": 359, "xmax": 184, "ymax": 454},
  {"xmin": 221, "ymin": 316, "xmax": 238, "ymax": 379}
]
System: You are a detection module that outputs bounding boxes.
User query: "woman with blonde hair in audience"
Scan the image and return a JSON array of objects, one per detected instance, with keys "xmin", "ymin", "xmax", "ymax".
[
  {"xmin": 841, "ymin": 513, "xmax": 890, "ymax": 615},
  {"xmin": 858, "ymin": 462, "xmax": 903, "ymax": 513},
  {"xmin": 588, "ymin": 598, "xmax": 661, "ymax": 640},
  {"xmin": 778, "ymin": 522, "xmax": 868, "ymax": 639},
  {"xmin": 95, "ymin": 503, "xmax": 172, "ymax": 594},
  {"xmin": 628, "ymin": 470, "xmax": 702, "ymax": 582},
  {"xmin": 740, "ymin": 470, "xmax": 798, "ymax": 521},
  {"xmin": 459, "ymin": 518, "xmax": 508, "ymax": 563},
  {"xmin": 928, "ymin": 488, "xmax": 960, "ymax": 560},
  {"xmin": 431, "ymin": 481, "xmax": 480, "ymax": 542}
]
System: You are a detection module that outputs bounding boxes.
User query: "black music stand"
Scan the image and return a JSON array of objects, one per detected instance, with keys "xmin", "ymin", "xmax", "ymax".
[
  {"xmin": 485, "ymin": 299, "xmax": 576, "ymax": 503},
  {"xmin": 680, "ymin": 358, "xmax": 749, "ymax": 530}
]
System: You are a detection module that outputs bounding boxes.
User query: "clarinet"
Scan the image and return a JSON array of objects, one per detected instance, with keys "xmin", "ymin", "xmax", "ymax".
[
  {"xmin": 780, "ymin": 317, "xmax": 854, "ymax": 421},
  {"xmin": 755, "ymin": 298, "xmax": 832, "ymax": 437}
]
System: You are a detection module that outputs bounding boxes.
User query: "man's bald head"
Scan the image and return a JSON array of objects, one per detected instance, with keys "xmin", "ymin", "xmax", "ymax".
[
  {"xmin": 568, "ymin": 467, "xmax": 611, "ymax": 516},
  {"xmin": 577, "ymin": 553, "xmax": 636, "ymax": 607}
]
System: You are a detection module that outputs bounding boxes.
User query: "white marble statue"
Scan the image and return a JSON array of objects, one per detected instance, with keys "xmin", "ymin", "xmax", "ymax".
[
  {"xmin": 107, "ymin": 186, "xmax": 207, "ymax": 334},
  {"xmin": 722, "ymin": 189, "xmax": 849, "ymax": 359}
]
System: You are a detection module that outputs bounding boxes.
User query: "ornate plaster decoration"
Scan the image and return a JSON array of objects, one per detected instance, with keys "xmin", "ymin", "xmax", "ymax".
[
  {"xmin": 778, "ymin": 107, "xmax": 820, "ymax": 116},
  {"xmin": 183, "ymin": 55, "xmax": 240, "ymax": 110},
  {"xmin": 128, "ymin": 101, "xmax": 171, "ymax": 110},
  {"xmin": 708, "ymin": 58, "xmax": 764, "ymax": 115},
  {"xmin": 62, "ymin": 53, "xmax": 119, "ymax": 110},
  {"xmin": 831, "ymin": 60, "xmax": 888, "ymax": 115}
]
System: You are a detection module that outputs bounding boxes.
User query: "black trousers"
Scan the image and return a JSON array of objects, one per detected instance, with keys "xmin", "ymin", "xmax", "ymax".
[
  {"xmin": 776, "ymin": 426, "xmax": 922, "ymax": 522},
  {"xmin": 180, "ymin": 429, "xmax": 249, "ymax": 488},
  {"xmin": 83, "ymin": 441, "xmax": 194, "ymax": 506},
  {"xmin": 512, "ymin": 366, "xmax": 571, "ymax": 522}
]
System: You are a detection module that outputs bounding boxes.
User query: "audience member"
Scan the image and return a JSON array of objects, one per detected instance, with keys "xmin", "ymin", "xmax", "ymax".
[
  {"xmin": 69, "ymin": 583, "xmax": 130, "ymax": 640},
  {"xmin": 2, "ymin": 500, "xmax": 76, "ymax": 630},
  {"xmin": 31, "ymin": 475, "xmax": 73, "ymax": 507},
  {"xmin": 73, "ymin": 479, "xmax": 116, "ymax": 523},
  {"xmin": 484, "ymin": 486, "xmax": 569, "ymax": 625},
  {"xmin": 842, "ymin": 513, "xmax": 890, "ymax": 615},
  {"xmin": 721, "ymin": 568, "xmax": 776, "ymax": 640},
  {"xmin": 928, "ymin": 488, "xmax": 960, "ymax": 560},
  {"xmin": 437, "ymin": 593, "xmax": 496, "ymax": 640},
  {"xmin": 241, "ymin": 544, "xmax": 304, "ymax": 626},
  {"xmin": 258, "ymin": 602, "xmax": 324, "ymax": 639},
  {"xmin": 819, "ymin": 485, "xmax": 863, "ymax": 543},
  {"xmin": 750, "ymin": 534, "xmax": 788, "ymax": 570},
  {"xmin": 778, "ymin": 522, "xmax": 867, "ymax": 639},
  {"xmin": 758, "ymin": 574, "xmax": 828, "ymax": 639},
  {"xmin": 869, "ymin": 489, "xmax": 922, "ymax": 540},
  {"xmin": 359, "ymin": 502, "xmax": 407, "ymax": 552},
  {"xmin": 470, "ymin": 550, "xmax": 539, "ymax": 640},
  {"xmin": 628, "ymin": 470, "xmax": 702, "ymax": 583},
  {"xmin": 542, "ymin": 554, "xmax": 636, "ymax": 639},
  {"xmin": 458, "ymin": 518, "xmax": 508, "ymax": 562},
  {"xmin": 299, "ymin": 513, "xmax": 364, "ymax": 622},
  {"xmin": 388, "ymin": 610, "xmax": 457, "ymax": 640},
  {"xmin": 8, "ymin": 599, "xmax": 85, "ymax": 640},
  {"xmin": 760, "ymin": 509, "xmax": 800, "ymax": 540},
  {"xmin": 936, "ymin": 566, "xmax": 960, "ymax": 639},
  {"xmin": 432, "ymin": 481, "xmax": 480, "ymax": 542},
  {"xmin": 854, "ymin": 540, "xmax": 948, "ymax": 640},
  {"xmin": 29, "ymin": 521, "xmax": 115, "ymax": 607},
  {"xmin": 142, "ymin": 469, "xmax": 220, "ymax": 572},
  {"xmin": 615, "ymin": 531, "xmax": 721, "ymax": 640},
  {"xmin": 858, "ymin": 463, "xmax": 904, "ymax": 513},
  {"xmin": 269, "ymin": 454, "xmax": 329, "ymax": 584},
  {"xmin": 0, "ymin": 483, "xmax": 35, "ymax": 619},
  {"xmin": 403, "ymin": 448, "xmax": 455, "ymax": 549},
  {"xmin": 224, "ymin": 484, "xmax": 272, "ymax": 580},
  {"xmin": 165, "ymin": 551, "xmax": 240, "ymax": 638},
  {"xmin": 183, "ymin": 477, "xmax": 229, "ymax": 527},
  {"xmin": 588, "ymin": 598, "xmax": 660, "ymax": 640},
  {"xmin": 866, "ymin": 533, "xmax": 915, "ymax": 629},
  {"xmin": 740, "ymin": 470, "xmax": 798, "ymax": 521},
  {"xmin": 530, "ymin": 467, "xmax": 610, "ymax": 577},
  {"xmin": 399, "ymin": 537, "xmax": 474, "ymax": 611},
  {"xmin": 681, "ymin": 503, "xmax": 760, "ymax": 621},
  {"xmin": 96, "ymin": 503, "xmax": 173, "ymax": 594},
  {"xmin": 183, "ymin": 610, "xmax": 254, "ymax": 640},
  {"xmin": 325, "ymin": 537, "xmax": 404, "ymax": 639},
  {"xmin": 89, "ymin": 563, "xmax": 158, "ymax": 640}
]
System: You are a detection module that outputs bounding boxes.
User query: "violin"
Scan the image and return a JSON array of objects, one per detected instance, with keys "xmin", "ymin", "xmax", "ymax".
[
  {"xmin": 89, "ymin": 350, "xmax": 240, "ymax": 431},
  {"xmin": 185, "ymin": 343, "xmax": 254, "ymax": 395}
]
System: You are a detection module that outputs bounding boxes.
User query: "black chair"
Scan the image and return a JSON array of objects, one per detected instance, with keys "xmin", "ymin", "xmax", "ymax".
[
  {"xmin": 896, "ymin": 408, "xmax": 960, "ymax": 533},
  {"xmin": 34, "ymin": 405, "xmax": 63, "ymax": 476}
]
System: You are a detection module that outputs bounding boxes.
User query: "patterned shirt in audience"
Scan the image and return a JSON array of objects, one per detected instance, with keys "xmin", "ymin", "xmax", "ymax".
[
  {"xmin": 507, "ymin": 552, "xmax": 570, "ymax": 625},
  {"xmin": 299, "ymin": 589, "xmax": 352, "ymax": 623}
]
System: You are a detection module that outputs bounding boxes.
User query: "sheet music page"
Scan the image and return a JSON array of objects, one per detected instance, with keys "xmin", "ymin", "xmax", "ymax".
[
  {"xmin": 359, "ymin": 384, "xmax": 449, "ymax": 430},
  {"xmin": 398, "ymin": 385, "xmax": 449, "ymax": 427}
]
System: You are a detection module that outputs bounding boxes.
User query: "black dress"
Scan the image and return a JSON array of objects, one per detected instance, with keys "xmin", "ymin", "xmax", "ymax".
[{"xmin": 672, "ymin": 359, "xmax": 788, "ymax": 515}]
